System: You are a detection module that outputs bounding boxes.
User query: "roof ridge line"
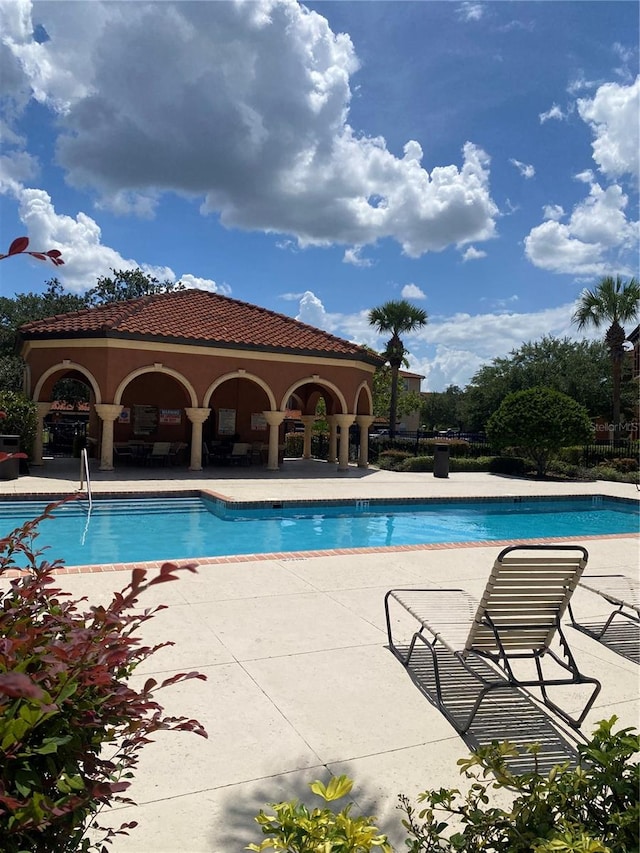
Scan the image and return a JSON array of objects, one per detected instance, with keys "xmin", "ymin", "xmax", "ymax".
[{"xmin": 203, "ymin": 289, "xmax": 371, "ymax": 353}]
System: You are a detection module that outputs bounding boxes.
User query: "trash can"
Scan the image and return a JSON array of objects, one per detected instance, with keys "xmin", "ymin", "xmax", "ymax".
[
  {"xmin": 0, "ymin": 435, "xmax": 20, "ymax": 480},
  {"xmin": 433, "ymin": 443, "xmax": 450, "ymax": 479}
]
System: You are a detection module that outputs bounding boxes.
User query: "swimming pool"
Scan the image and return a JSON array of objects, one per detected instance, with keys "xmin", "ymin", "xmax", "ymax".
[{"xmin": 0, "ymin": 495, "xmax": 638, "ymax": 567}]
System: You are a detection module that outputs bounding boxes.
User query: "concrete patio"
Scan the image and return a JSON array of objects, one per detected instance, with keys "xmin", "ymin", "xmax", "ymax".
[{"xmin": 1, "ymin": 459, "xmax": 639, "ymax": 851}]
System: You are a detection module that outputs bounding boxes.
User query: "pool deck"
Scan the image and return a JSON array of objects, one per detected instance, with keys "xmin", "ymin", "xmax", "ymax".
[{"xmin": 2, "ymin": 458, "xmax": 639, "ymax": 851}]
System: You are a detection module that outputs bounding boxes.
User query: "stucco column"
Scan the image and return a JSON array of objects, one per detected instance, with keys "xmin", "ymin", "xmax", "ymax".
[
  {"xmin": 326, "ymin": 415, "xmax": 338, "ymax": 463},
  {"xmin": 185, "ymin": 408, "xmax": 211, "ymax": 471},
  {"xmin": 31, "ymin": 402, "xmax": 52, "ymax": 466},
  {"xmin": 356, "ymin": 415, "xmax": 375, "ymax": 468},
  {"xmin": 334, "ymin": 413, "xmax": 355, "ymax": 471},
  {"xmin": 300, "ymin": 415, "xmax": 316, "ymax": 459},
  {"xmin": 95, "ymin": 404, "xmax": 123, "ymax": 471},
  {"xmin": 263, "ymin": 411, "xmax": 286, "ymax": 470}
]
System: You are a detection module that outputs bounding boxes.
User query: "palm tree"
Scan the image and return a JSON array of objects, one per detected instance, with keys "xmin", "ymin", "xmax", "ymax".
[
  {"xmin": 368, "ymin": 299, "xmax": 428, "ymax": 438},
  {"xmin": 572, "ymin": 276, "xmax": 639, "ymax": 433}
]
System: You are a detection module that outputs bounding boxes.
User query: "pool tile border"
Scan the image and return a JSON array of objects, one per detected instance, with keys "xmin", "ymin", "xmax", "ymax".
[{"xmin": 1, "ymin": 532, "xmax": 637, "ymax": 579}]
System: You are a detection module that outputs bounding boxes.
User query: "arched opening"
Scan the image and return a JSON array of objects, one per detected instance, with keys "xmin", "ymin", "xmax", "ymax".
[
  {"xmin": 205, "ymin": 374, "xmax": 273, "ymax": 466},
  {"xmin": 36, "ymin": 367, "xmax": 96, "ymax": 458},
  {"xmin": 113, "ymin": 370, "xmax": 194, "ymax": 466}
]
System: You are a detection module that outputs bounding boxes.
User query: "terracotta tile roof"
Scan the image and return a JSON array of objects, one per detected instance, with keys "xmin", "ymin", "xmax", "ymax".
[{"xmin": 19, "ymin": 289, "xmax": 381, "ymax": 361}]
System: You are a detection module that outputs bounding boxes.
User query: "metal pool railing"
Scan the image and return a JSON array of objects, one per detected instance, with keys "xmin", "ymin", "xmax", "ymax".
[{"xmin": 79, "ymin": 448, "xmax": 93, "ymax": 512}]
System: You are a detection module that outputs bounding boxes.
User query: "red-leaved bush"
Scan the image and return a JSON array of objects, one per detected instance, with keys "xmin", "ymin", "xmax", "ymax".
[{"xmin": 0, "ymin": 499, "xmax": 207, "ymax": 852}]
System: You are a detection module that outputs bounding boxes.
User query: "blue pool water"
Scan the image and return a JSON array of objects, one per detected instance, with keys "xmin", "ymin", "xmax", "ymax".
[{"xmin": 0, "ymin": 496, "xmax": 637, "ymax": 567}]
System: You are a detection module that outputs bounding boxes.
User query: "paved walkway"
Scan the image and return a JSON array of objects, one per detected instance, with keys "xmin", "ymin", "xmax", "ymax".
[{"xmin": 1, "ymin": 459, "xmax": 639, "ymax": 851}]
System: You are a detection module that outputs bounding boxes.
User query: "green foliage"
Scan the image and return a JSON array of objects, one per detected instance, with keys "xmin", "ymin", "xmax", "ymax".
[
  {"xmin": 464, "ymin": 336, "xmax": 625, "ymax": 431},
  {"xmin": 376, "ymin": 449, "xmax": 413, "ymax": 470},
  {"xmin": 1, "ymin": 279, "xmax": 90, "ymax": 393},
  {"xmin": 86, "ymin": 268, "xmax": 184, "ymax": 305},
  {"xmin": 285, "ymin": 433, "xmax": 304, "ymax": 457},
  {"xmin": 421, "ymin": 386, "xmax": 466, "ymax": 432},
  {"xmin": 372, "ymin": 366, "xmax": 423, "ymax": 421},
  {"xmin": 572, "ymin": 276, "xmax": 640, "ymax": 427},
  {"xmin": 0, "ymin": 501, "xmax": 207, "ymax": 851},
  {"xmin": 0, "ymin": 391, "xmax": 37, "ymax": 458},
  {"xmin": 248, "ymin": 775, "xmax": 392, "ymax": 852},
  {"xmin": 488, "ymin": 456, "xmax": 529, "ymax": 476},
  {"xmin": 368, "ymin": 300, "xmax": 428, "ymax": 437},
  {"xmin": 400, "ymin": 717, "xmax": 639, "ymax": 853},
  {"xmin": 607, "ymin": 457, "xmax": 639, "ymax": 473},
  {"xmin": 593, "ymin": 465, "xmax": 638, "ymax": 484},
  {"xmin": 401, "ymin": 456, "xmax": 494, "ymax": 473},
  {"xmin": 486, "ymin": 387, "xmax": 593, "ymax": 477}
]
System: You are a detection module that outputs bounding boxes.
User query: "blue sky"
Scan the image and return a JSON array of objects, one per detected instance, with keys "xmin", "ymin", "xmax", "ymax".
[{"xmin": 1, "ymin": 0, "xmax": 638, "ymax": 391}]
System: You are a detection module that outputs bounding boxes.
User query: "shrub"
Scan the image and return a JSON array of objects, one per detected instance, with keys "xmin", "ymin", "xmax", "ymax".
[
  {"xmin": 400, "ymin": 717, "xmax": 639, "ymax": 853},
  {"xmin": 594, "ymin": 465, "xmax": 627, "ymax": 483},
  {"xmin": 0, "ymin": 391, "xmax": 37, "ymax": 459},
  {"xmin": 546, "ymin": 460, "xmax": 581, "ymax": 479},
  {"xmin": 488, "ymin": 456, "xmax": 529, "ymax": 476},
  {"xmin": 557, "ymin": 446, "xmax": 585, "ymax": 465},
  {"xmin": 0, "ymin": 500, "xmax": 207, "ymax": 852},
  {"xmin": 284, "ymin": 433, "xmax": 304, "ymax": 457},
  {"xmin": 401, "ymin": 456, "xmax": 494, "ymax": 473},
  {"xmin": 609, "ymin": 457, "xmax": 639, "ymax": 473},
  {"xmin": 486, "ymin": 387, "xmax": 593, "ymax": 477},
  {"xmin": 377, "ymin": 449, "xmax": 412, "ymax": 470},
  {"xmin": 422, "ymin": 439, "xmax": 470, "ymax": 458},
  {"xmin": 402, "ymin": 455, "xmax": 434, "ymax": 472},
  {"xmin": 248, "ymin": 775, "xmax": 392, "ymax": 852}
]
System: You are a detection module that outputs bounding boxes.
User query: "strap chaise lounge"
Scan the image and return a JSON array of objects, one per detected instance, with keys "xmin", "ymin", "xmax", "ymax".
[
  {"xmin": 384, "ymin": 544, "xmax": 601, "ymax": 733},
  {"xmin": 568, "ymin": 574, "xmax": 640, "ymax": 641}
]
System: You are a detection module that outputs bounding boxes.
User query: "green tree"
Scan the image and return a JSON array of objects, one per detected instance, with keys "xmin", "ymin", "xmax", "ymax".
[
  {"xmin": 372, "ymin": 365, "xmax": 423, "ymax": 425},
  {"xmin": 0, "ymin": 279, "xmax": 89, "ymax": 393},
  {"xmin": 486, "ymin": 386, "xmax": 593, "ymax": 477},
  {"xmin": 572, "ymin": 276, "xmax": 640, "ymax": 433},
  {"xmin": 464, "ymin": 336, "xmax": 619, "ymax": 431},
  {"xmin": 0, "ymin": 391, "xmax": 38, "ymax": 459},
  {"xmin": 368, "ymin": 299, "xmax": 428, "ymax": 438},
  {"xmin": 87, "ymin": 268, "xmax": 184, "ymax": 305},
  {"xmin": 421, "ymin": 385, "xmax": 465, "ymax": 431}
]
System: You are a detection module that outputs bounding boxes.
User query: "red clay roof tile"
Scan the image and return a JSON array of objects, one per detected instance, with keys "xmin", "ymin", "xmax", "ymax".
[{"xmin": 19, "ymin": 289, "xmax": 379, "ymax": 361}]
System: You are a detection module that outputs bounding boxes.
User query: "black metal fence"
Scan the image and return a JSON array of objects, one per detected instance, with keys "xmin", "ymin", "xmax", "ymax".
[
  {"xmin": 290, "ymin": 431, "xmax": 639, "ymax": 469},
  {"xmin": 581, "ymin": 441, "xmax": 639, "ymax": 468}
]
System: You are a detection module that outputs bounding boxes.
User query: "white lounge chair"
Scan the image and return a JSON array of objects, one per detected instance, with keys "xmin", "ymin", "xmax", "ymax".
[
  {"xmin": 384, "ymin": 544, "xmax": 601, "ymax": 732},
  {"xmin": 568, "ymin": 574, "xmax": 640, "ymax": 641}
]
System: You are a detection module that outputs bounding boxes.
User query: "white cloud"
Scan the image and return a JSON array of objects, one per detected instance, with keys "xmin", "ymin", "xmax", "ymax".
[
  {"xmin": 457, "ymin": 3, "xmax": 485, "ymax": 22},
  {"xmin": 509, "ymin": 158, "xmax": 535, "ymax": 179},
  {"xmin": 0, "ymin": 0, "xmax": 499, "ymax": 258},
  {"xmin": 542, "ymin": 204, "xmax": 564, "ymax": 221},
  {"xmin": 289, "ymin": 291, "xmax": 600, "ymax": 391},
  {"xmin": 279, "ymin": 291, "xmax": 305, "ymax": 301},
  {"xmin": 296, "ymin": 290, "xmax": 333, "ymax": 330},
  {"xmin": 401, "ymin": 283, "xmax": 426, "ymax": 300},
  {"xmin": 577, "ymin": 77, "xmax": 640, "ymax": 178},
  {"xmin": 567, "ymin": 72, "xmax": 598, "ymax": 95},
  {"xmin": 524, "ymin": 179, "xmax": 638, "ymax": 277},
  {"xmin": 462, "ymin": 246, "xmax": 487, "ymax": 262},
  {"xmin": 179, "ymin": 273, "xmax": 230, "ymax": 295},
  {"xmin": 539, "ymin": 103, "xmax": 565, "ymax": 123},
  {"xmin": 343, "ymin": 246, "xmax": 373, "ymax": 267},
  {"xmin": 5, "ymin": 182, "xmax": 226, "ymax": 294},
  {"xmin": 574, "ymin": 169, "xmax": 595, "ymax": 184}
]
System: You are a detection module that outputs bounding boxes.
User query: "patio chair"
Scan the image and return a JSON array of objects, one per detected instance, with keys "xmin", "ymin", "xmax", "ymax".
[
  {"xmin": 567, "ymin": 574, "xmax": 640, "ymax": 641},
  {"xmin": 113, "ymin": 443, "xmax": 133, "ymax": 465},
  {"xmin": 229, "ymin": 442, "xmax": 252, "ymax": 465},
  {"xmin": 384, "ymin": 544, "xmax": 601, "ymax": 733},
  {"xmin": 147, "ymin": 441, "xmax": 172, "ymax": 466}
]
